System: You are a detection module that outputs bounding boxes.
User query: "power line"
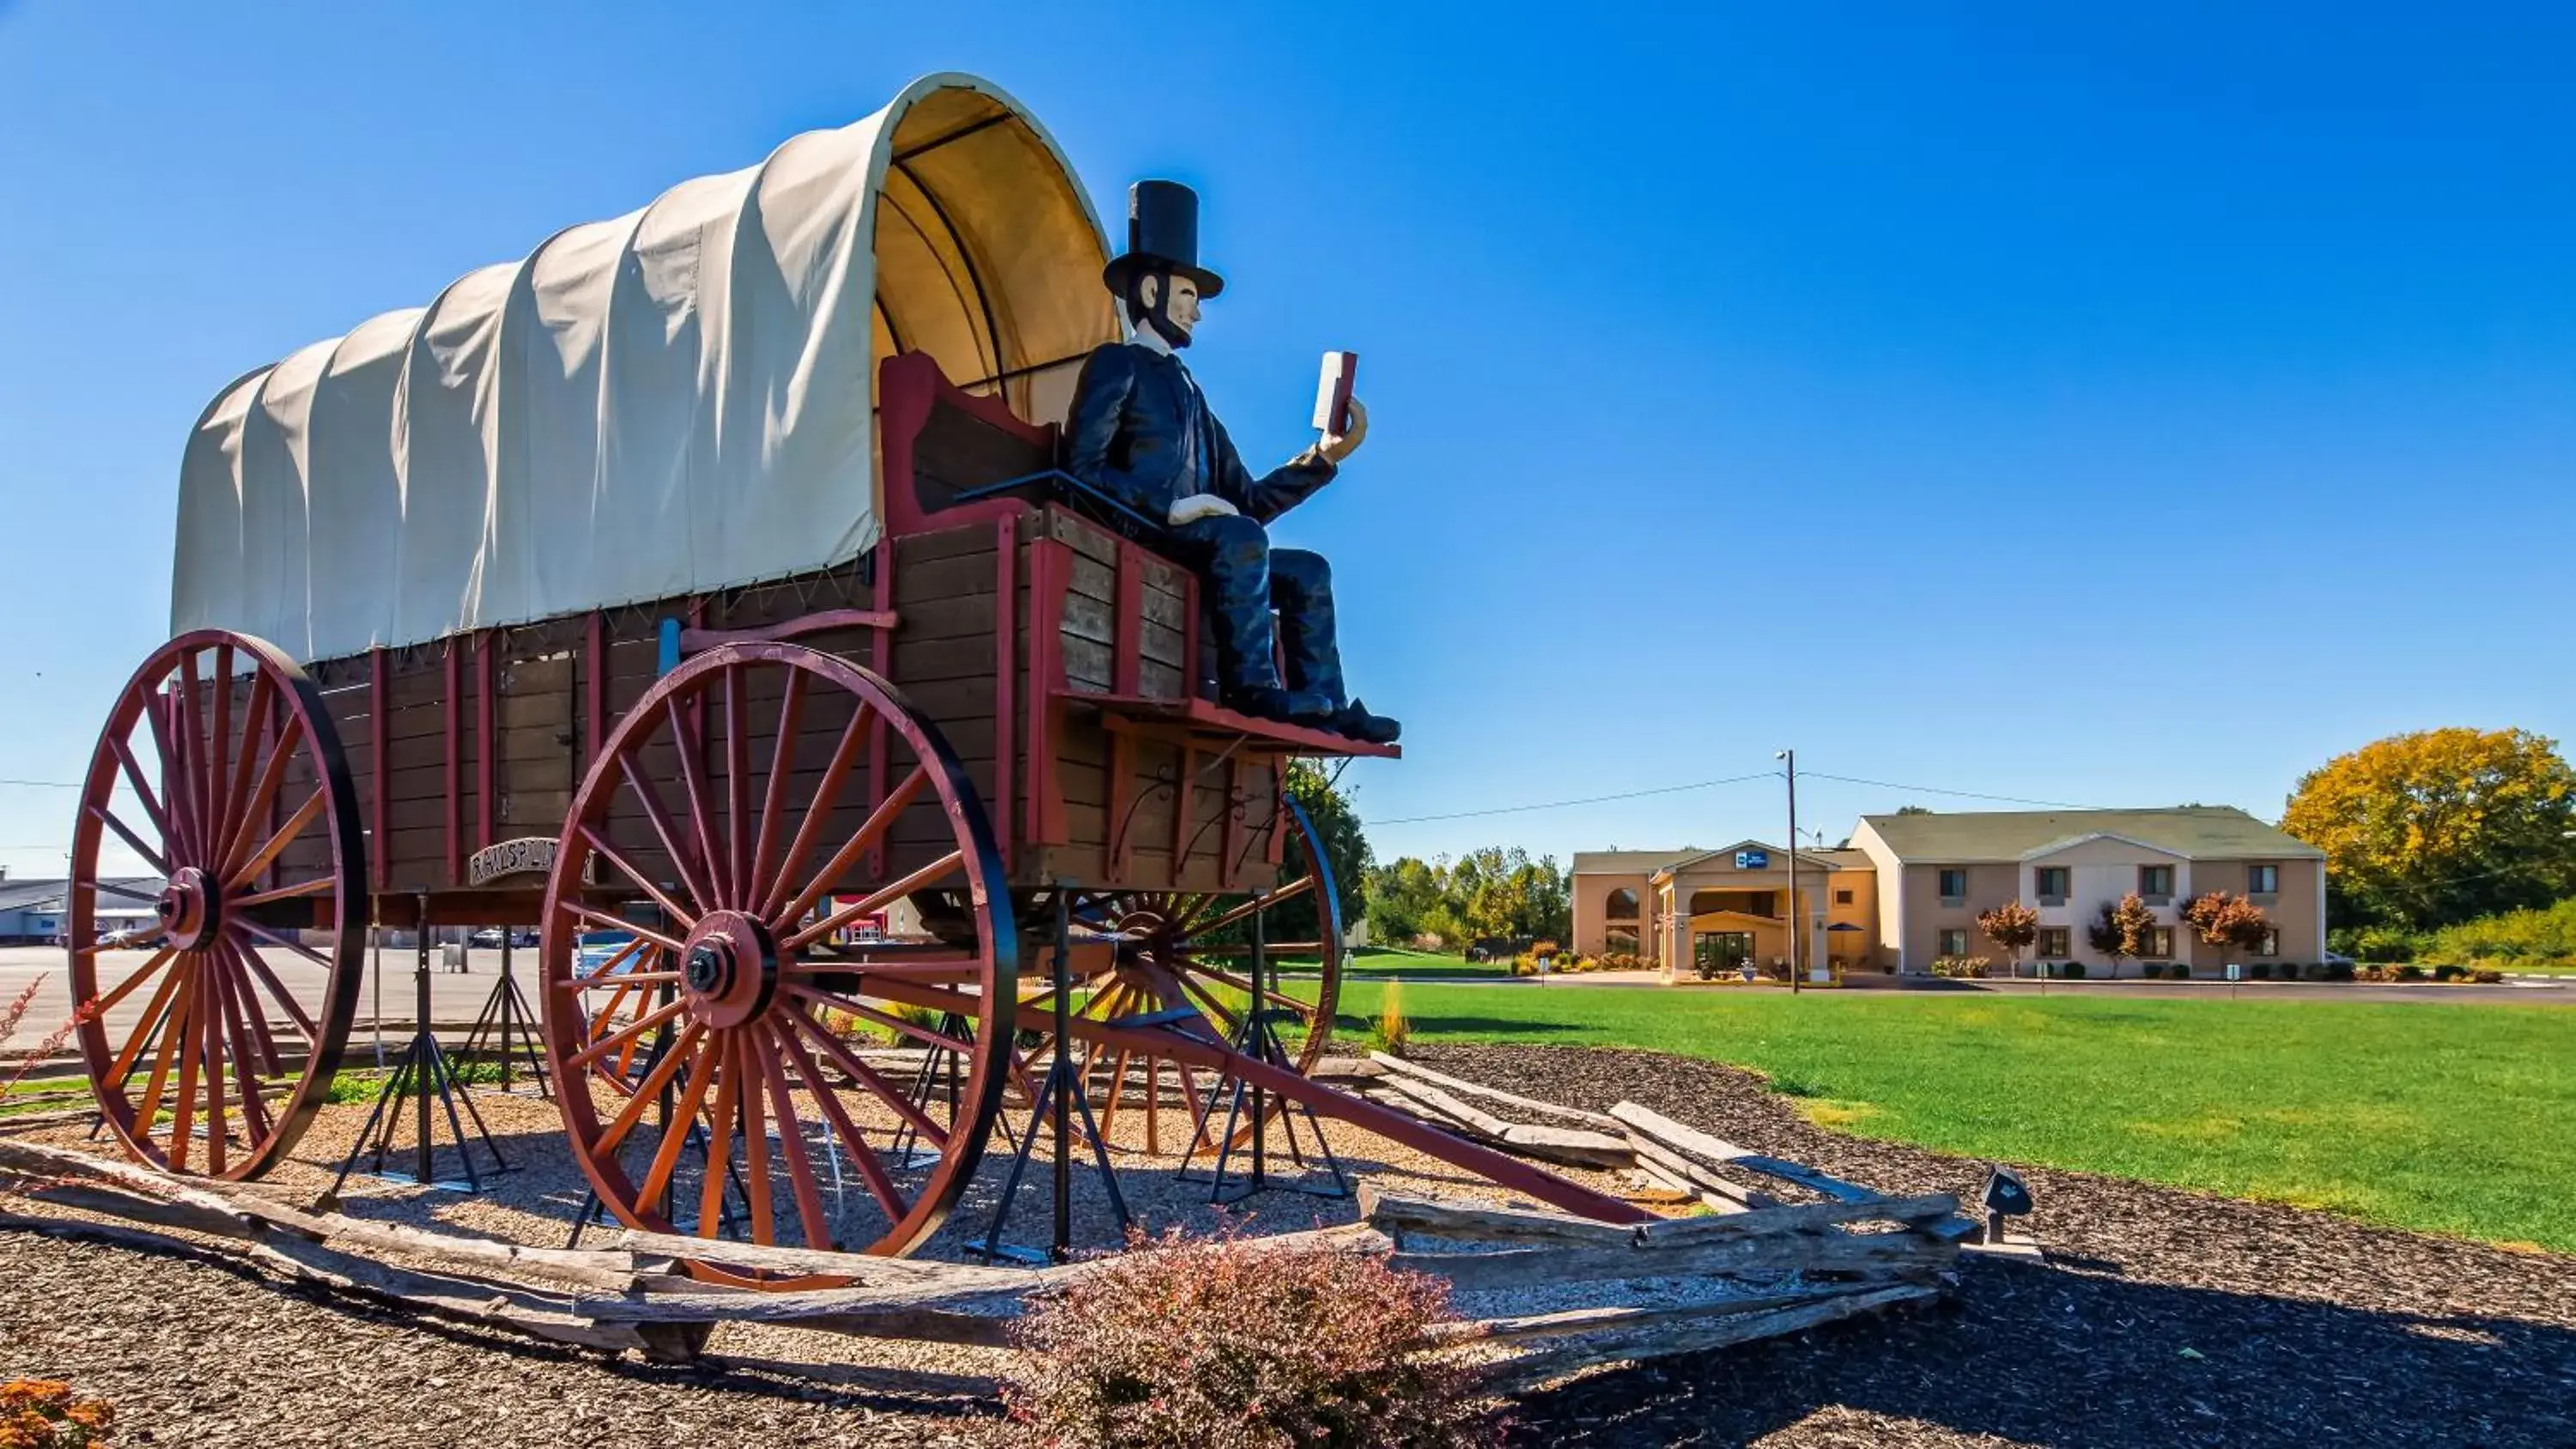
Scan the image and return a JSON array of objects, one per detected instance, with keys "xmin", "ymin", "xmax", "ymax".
[
  {"xmin": 0, "ymin": 779, "xmax": 82, "ymax": 789},
  {"xmin": 1366, "ymin": 772, "xmax": 1780, "ymax": 827},
  {"xmin": 1791, "ymin": 771, "xmax": 2111, "ymax": 811}
]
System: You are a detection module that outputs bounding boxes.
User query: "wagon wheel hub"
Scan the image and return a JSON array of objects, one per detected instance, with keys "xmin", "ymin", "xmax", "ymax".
[
  {"xmin": 158, "ymin": 865, "xmax": 220, "ymax": 951},
  {"xmin": 679, "ymin": 911, "xmax": 781, "ymax": 1030}
]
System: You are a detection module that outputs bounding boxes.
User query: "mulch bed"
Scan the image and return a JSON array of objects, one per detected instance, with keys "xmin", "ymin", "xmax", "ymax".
[
  {"xmin": 1411, "ymin": 1044, "xmax": 2576, "ymax": 1449},
  {"xmin": 7, "ymin": 1044, "xmax": 2574, "ymax": 1446}
]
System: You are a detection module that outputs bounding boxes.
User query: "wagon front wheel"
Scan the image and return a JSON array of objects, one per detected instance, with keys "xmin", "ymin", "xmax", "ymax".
[
  {"xmin": 539, "ymin": 643, "xmax": 1016, "ymax": 1284},
  {"xmin": 67, "ymin": 629, "xmax": 368, "ymax": 1179}
]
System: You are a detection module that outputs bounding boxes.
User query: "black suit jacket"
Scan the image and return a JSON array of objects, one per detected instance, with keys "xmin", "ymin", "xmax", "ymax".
[{"xmin": 1064, "ymin": 342, "xmax": 1337, "ymax": 526}]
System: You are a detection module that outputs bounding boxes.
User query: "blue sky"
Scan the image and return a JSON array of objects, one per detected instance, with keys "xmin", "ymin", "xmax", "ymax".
[{"xmin": 2, "ymin": 2, "xmax": 2570, "ymax": 875}]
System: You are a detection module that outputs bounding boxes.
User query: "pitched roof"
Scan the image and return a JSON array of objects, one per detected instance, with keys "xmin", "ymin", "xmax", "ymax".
[
  {"xmin": 1571, "ymin": 850, "xmax": 1705, "ymax": 876},
  {"xmin": 1858, "ymin": 807, "xmax": 2320, "ymax": 863}
]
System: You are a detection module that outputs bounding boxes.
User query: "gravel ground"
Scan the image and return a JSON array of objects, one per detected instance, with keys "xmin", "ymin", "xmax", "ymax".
[
  {"xmin": 1406, "ymin": 1045, "xmax": 2576, "ymax": 1449},
  {"xmin": 9, "ymin": 1045, "xmax": 2574, "ymax": 1447}
]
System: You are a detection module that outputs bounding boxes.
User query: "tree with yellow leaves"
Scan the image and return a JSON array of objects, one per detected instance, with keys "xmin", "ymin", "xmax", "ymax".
[{"xmin": 2281, "ymin": 727, "xmax": 2576, "ymax": 930}]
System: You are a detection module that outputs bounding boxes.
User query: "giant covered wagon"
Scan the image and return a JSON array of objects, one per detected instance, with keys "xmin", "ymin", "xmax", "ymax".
[{"xmin": 65, "ymin": 73, "xmax": 1642, "ymax": 1276}]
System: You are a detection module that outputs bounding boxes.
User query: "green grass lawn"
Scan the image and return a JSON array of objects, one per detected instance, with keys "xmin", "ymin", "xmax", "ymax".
[
  {"xmin": 1322, "ymin": 980, "xmax": 2576, "ymax": 1254},
  {"xmin": 1328, "ymin": 948, "xmax": 1508, "ymax": 979}
]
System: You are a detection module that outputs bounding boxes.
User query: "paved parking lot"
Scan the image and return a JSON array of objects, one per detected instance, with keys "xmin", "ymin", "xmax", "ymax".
[{"xmin": 1, "ymin": 943, "xmax": 553, "ymax": 1067}]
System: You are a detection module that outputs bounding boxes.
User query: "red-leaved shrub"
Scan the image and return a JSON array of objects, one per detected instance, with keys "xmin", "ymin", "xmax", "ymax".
[
  {"xmin": 0, "ymin": 1379, "xmax": 114, "ymax": 1448},
  {"xmin": 1003, "ymin": 1227, "xmax": 1498, "ymax": 1449}
]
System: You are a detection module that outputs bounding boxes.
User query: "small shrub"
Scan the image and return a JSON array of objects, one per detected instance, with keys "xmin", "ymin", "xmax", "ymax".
[
  {"xmin": 1004, "ymin": 1227, "xmax": 1498, "ymax": 1449},
  {"xmin": 2472, "ymin": 968, "xmax": 2504, "ymax": 984},
  {"xmin": 2061, "ymin": 961, "xmax": 2087, "ymax": 979},
  {"xmin": 2167, "ymin": 963, "xmax": 2190, "ymax": 980},
  {"xmin": 2395, "ymin": 965, "xmax": 2427, "ymax": 983},
  {"xmin": 0, "ymin": 1379, "xmax": 114, "ymax": 1448},
  {"xmin": 1930, "ymin": 956, "xmax": 1992, "ymax": 979},
  {"xmin": 2247, "ymin": 961, "xmax": 2272, "ymax": 980},
  {"xmin": 2326, "ymin": 960, "xmax": 2356, "ymax": 982},
  {"xmin": 2431, "ymin": 964, "xmax": 2467, "ymax": 983}
]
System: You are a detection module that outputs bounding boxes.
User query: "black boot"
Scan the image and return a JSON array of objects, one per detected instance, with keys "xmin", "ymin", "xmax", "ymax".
[
  {"xmin": 1226, "ymin": 684, "xmax": 1298, "ymax": 723},
  {"xmin": 1333, "ymin": 698, "xmax": 1401, "ymax": 745}
]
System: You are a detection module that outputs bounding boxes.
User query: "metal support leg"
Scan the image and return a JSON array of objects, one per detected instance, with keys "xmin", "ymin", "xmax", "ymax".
[{"xmin": 974, "ymin": 888, "xmax": 1131, "ymax": 1264}]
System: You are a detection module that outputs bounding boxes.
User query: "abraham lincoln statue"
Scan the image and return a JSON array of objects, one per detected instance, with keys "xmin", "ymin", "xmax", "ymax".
[{"xmin": 1063, "ymin": 180, "xmax": 1400, "ymax": 746}]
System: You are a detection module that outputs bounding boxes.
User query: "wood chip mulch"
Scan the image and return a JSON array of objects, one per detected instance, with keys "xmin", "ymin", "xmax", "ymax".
[
  {"xmin": 1408, "ymin": 1044, "xmax": 2576, "ymax": 1449},
  {"xmin": 8, "ymin": 1044, "xmax": 2574, "ymax": 1446}
]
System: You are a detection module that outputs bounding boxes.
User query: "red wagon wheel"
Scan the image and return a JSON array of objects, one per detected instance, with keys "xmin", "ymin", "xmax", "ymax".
[
  {"xmin": 1022, "ymin": 791, "xmax": 1347, "ymax": 1154},
  {"xmin": 539, "ymin": 643, "xmax": 1016, "ymax": 1282},
  {"xmin": 66, "ymin": 629, "xmax": 367, "ymax": 1179}
]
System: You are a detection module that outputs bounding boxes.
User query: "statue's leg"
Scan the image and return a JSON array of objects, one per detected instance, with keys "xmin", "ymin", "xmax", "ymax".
[
  {"xmin": 1269, "ymin": 549, "xmax": 1345, "ymax": 711},
  {"xmin": 1170, "ymin": 512, "xmax": 1282, "ymax": 697}
]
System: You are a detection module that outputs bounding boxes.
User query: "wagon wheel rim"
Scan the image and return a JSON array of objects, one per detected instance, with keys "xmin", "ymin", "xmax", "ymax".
[
  {"xmin": 66, "ymin": 629, "xmax": 367, "ymax": 1180},
  {"xmin": 1021, "ymin": 790, "xmax": 1345, "ymax": 1152},
  {"xmin": 540, "ymin": 642, "xmax": 1016, "ymax": 1286}
]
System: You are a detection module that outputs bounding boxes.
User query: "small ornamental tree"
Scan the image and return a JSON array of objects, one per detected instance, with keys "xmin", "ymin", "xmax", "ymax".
[
  {"xmin": 1976, "ymin": 902, "xmax": 2041, "ymax": 977},
  {"xmin": 2183, "ymin": 891, "xmax": 2271, "ymax": 955},
  {"xmin": 2087, "ymin": 893, "xmax": 2157, "ymax": 978}
]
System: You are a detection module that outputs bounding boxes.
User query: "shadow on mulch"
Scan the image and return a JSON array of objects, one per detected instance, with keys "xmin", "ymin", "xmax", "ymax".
[
  {"xmin": 1516, "ymin": 1256, "xmax": 2576, "ymax": 1448},
  {"xmin": 1403, "ymin": 1044, "xmax": 2576, "ymax": 1449}
]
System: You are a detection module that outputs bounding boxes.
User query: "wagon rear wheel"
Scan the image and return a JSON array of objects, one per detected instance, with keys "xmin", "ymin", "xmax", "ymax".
[
  {"xmin": 1019, "ymin": 789, "xmax": 1347, "ymax": 1153},
  {"xmin": 66, "ymin": 630, "xmax": 367, "ymax": 1179},
  {"xmin": 539, "ymin": 643, "xmax": 1016, "ymax": 1284}
]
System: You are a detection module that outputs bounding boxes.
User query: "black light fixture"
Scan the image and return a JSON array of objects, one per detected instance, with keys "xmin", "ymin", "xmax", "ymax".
[{"xmin": 1981, "ymin": 1165, "xmax": 2035, "ymax": 1243}]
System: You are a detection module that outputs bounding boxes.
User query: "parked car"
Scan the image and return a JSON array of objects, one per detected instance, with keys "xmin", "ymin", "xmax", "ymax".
[
  {"xmin": 469, "ymin": 927, "xmax": 506, "ymax": 948},
  {"xmin": 574, "ymin": 929, "xmax": 638, "ymax": 978}
]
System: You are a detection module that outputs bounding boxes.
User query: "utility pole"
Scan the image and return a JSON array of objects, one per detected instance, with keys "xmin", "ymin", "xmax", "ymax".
[{"xmin": 1777, "ymin": 749, "xmax": 1800, "ymax": 995}]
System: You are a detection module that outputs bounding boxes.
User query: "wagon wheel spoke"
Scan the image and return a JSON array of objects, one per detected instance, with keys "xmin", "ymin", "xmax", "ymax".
[
  {"xmin": 617, "ymin": 755, "xmax": 720, "ymax": 920},
  {"xmin": 696, "ymin": 1029, "xmax": 744, "ymax": 1238},
  {"xmin": 579, "ymin": 823, "xmax": 700, "ymax": 933},
  {"xmin": 216, "ymin": 712, "xmax": 308, "ymax": 883},
  {"xmin": 770, "ymin": 767, "xmax": 933, "ymax": 941},
  {"xmin": 754, "ymin": 1023, "xmax": 835, "ymax": 1250},
  {"xmin": 771, "ymin": 1015, "xmax": 906, "ymax": 1223}
]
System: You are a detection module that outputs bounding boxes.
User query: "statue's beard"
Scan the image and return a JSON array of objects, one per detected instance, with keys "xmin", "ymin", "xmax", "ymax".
[{"xmin": 1128, "ymin": 276, "xmax": 1194, "ymax": 349}]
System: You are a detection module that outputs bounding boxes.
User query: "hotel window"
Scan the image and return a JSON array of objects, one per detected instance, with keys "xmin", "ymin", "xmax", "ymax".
[
  {"xmin": 2247, "ymin": 864, "xmax": 2280, "ymax": 897},
  {"xmin": 2033, "ymin": 866, "xmax": 2069, "ymax": 903},
  {"xmin": 2142, "ymin": 926, "xmax": 2174, "ymax": 959},
  {"xmin": 1937, "ymin": 927, "xmax": 1971, "ymax": 956},
  {"xmin": 1834, "ymin": 888, "xmax": 1854, "ymax": 906},
  {"xmin": 1937, "ymin": 869, "xmax": 1968, "ymax": 902},
  {"xmin": 2138, "ymin": 864, "xmax": 2174, "ymax": 901},
  {"xmin": 2037, "ymin": 926, "xmax": 2072, "ymax": 958},
  {"xmin": 1605, "ymin": 928, "xmax": 1640, "ymax": 955},
  {"xmin": 2257, "ymin": 928, "xmax": 2280, "ymax": 957}
]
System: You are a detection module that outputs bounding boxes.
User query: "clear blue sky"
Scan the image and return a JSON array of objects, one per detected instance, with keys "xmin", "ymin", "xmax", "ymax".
[{"xmin": 2, "ymin": 2, "xmax": 2570, "ymax": 876}]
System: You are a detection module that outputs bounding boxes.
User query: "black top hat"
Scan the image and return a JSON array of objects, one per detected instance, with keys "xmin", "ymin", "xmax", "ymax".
[{"xmin": 1103, "ymin": 179, "xmax": 1225, "ymax": 300}]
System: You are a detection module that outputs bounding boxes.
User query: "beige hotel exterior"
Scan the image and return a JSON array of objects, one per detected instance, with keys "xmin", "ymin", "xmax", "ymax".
[{"xmin": 1571, "ymin": 807, "xmax": 2326, "ymax": 979}]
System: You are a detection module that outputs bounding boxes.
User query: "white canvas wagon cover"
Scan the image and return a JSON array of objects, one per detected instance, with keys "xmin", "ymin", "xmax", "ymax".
[{"xmin": 173, "ymin": 73, "xmax": 1116, "ymax": 664}]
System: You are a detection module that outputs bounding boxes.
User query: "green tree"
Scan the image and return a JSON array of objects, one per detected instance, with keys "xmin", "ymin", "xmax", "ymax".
[
  {"xmin": 1277, "ymin": 760, "xmax": 1370, "ymax": 947},
  {"xmin": 1364, "ymin": 856, "xmax": 1449, "ymax": 946},
  {"xmin": 2281, "ymin": 727, "xmax": 2576, "ymax": 930}
]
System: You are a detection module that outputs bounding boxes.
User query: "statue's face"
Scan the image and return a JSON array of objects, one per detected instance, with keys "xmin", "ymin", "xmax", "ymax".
[{"xmin": 1139, "ymin": 272, "xmax": 1200, "ymax": 340}]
